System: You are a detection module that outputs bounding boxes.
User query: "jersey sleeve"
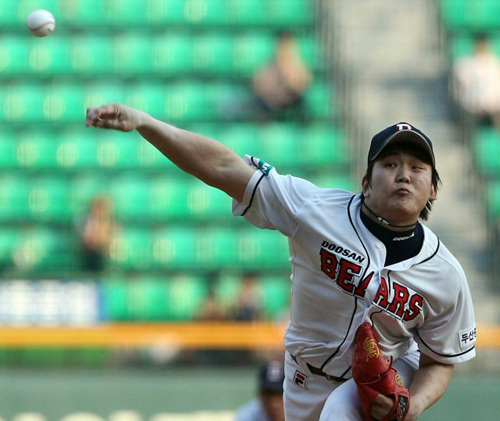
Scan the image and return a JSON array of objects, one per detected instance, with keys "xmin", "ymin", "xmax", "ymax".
[
  {"xmin": 232, "ymin": 155, "xmax": 322, "ymax": 237},
  {"xmin": 414, "ymin": 265, "xmax": 476, "ymax": 364}
]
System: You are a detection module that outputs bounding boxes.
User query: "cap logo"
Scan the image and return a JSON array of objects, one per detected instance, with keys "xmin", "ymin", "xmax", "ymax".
[{"xmin": 396, "ymin": 123, "xmax": 412, "ymax": 131}]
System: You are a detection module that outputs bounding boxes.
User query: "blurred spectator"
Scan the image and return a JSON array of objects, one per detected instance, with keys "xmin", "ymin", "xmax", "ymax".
[
  {"xmin": 197, "ymin": 288, "xmax": 227, "ymax": 321},
  {"xmin": 234, "ymin": 360, "xmax": 285, "ymax": 421},
  {"xmin": 451, "ymin": 34, "xmax": 500, "ymax": 129},
  {"xmin": 230, "ymin": 271, "xmax": 262, "ymax": 321},
  {"xmin": 78, "ymin": 195, "xmax": 115, "ymax": 273},
  {"xmin": 252, "ymin": 32, "xmax": 313, "ymax": 122}
]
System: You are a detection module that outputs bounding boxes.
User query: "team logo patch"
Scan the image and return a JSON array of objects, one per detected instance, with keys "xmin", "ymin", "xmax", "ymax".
[
  {"xmin": 257, "ymin": 158, "xmax": 274, "ymax": 175},
  {"xmin": 294, "ymin": 370, "xmax": 308, "ymax": 388},
  {"xmin": 363, "ymin": 337, "xmax": 380, "ymax": 361},
  {"xmin": 395, "ymin": 374, "xmax": 404, "ymax": 387}
]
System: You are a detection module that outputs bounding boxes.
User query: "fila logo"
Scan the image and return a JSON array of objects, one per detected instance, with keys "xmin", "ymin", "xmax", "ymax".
[
  {"xmin": 397, "ymin": 123, "xmax": 412, "ymax": 131},
  {"xmin": 294, "ymin": 370, "xmax": 308, "ymax": 388}
]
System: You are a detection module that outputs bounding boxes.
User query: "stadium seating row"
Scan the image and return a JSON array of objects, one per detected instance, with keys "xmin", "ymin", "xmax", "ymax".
[
  {"xmin": 0, "ymin": 79, "xmax": 334, "ymax": 123},
  {"xmin": 473, "ymin": 128, "xmax": 500, "ymax": 228},
  {"xmin": 440, "ymin": 0, "xmax": 500, "ymax": 32},
  {"xmin": 0, "ymin": 0, "xmax": 315, "ymax": 29},
  {"xmin": 449, "ymin": 33, "xmax": 500, "ymax": 60},
  {"xmin": 474, "ymin": 127, "xmax": 500, "ymax": 179},
  {"xmin": 0, "ymin": 171, "xmax": 355, "ymax": 224},
  {"xmin": 0, "ymin": 122, "xmax": 347, "ymax": 172},
  {"xmin": 440, "ymin": 0, "xmax": 500, "ymax": 257},
  {"xmin": 0, "ymin": 224, "xmax": 292, "ymax": 275},
  {"xmin": 101, "ymin": 273, "xmax": 290, "ymax": 321},
  {"xmin": 0, "ymin": 32, "xmax": 322, "ymax": 77}
]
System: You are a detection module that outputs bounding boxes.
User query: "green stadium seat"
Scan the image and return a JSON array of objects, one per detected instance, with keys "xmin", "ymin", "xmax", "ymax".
[
  {"xmin": 305, "ymin": 81, "xmax": 336, "ymax": 120},
  {"xmin": 151, "ymin": 32, "xmax": 194, "ymax": 74},
  {"xmin": 214, "ymin": 273, "xmax": 241, "ymax": 309},
  {"xmin": 236, "ymin": 229, "xmax": 290, "ymax": 269},
  {"xmin": 183, "ymin": 0, "xmax": 227, "ymax": 26},
  {"xmin": 147, "ymin": 175, "xmax": 191, "ymax": 220},
  {"xmin": 232, "ymin": 32, "xmax": 275, "ymax": 76},
  {"xmin": 192, "ymin": 33, "xmax": 233, "ymax": 74},
  {"xmin": 68, "ymin": 35, "xmax": 113, "ymax": 75},
  {"xmin": 301, "ymin": 125, "xmax": 349, "ymax": 167},
  {"xmin": 165, "ymin": 274, "xmax": 208, "ymax": 320},
  {"xmin": 151, "ymin": 226, "xmax": 197, "ymax": 269},
  {"xmin": 110, "ymin": 176, "xmax": 150, "ymax": 221},
  {"xmin": 474, "ymin": 128, "xmax": 500, "ymax": 178},
  {"xmin": 100, "ymin": 279, "xmax": 130, "ymax": 321},
  {"xmin": 69, "ymin": 174, "xmax": 111, "ymax": 218},
  {"xmin": 28, "ymin": 177, "xmax": 73, "ymax": 223},
  {"xmin": 449, "ymin": 35, "xmax": 500, "ymax": 61},
  {"xmin": 298, "ymin": 36, "xmax": 322, "ymax": 72},
  {"xmin": 0, "ymin": 0, "xmax": 28, "ymax": 28},
  {"xmin": 83, "ymin": 80, "xmax": 127, "ymax": 110},
  {"xmin": 127, "ymin": 277, "xmax": 170, "ymax": 321},
  {"xmin": 56, "ymin": 0, "xmax": 108, "ymax": 27},
  {"xmin": 441, "ymin": 0, "xmax": 500, "ymax": 31},
  {"xmin": 0, "ymin": 83, "xmax": 44, "ymax": 123},
  {"xmin": 185, "ymin": 180, "xmax": 233, "ymax": 219},
  {"xmin": 0, "ymin": 129, "xmax": 18, "ymax": 169},
  {"xmin": 0, "ymin": 174, "xmax": 31, "ymax": 221},
  {"xmin": 259, "ymin": 275, "xmax": 291, "ymax": 319},
  {"xmin": 16, "ymin": 130, "xmax": 60, "ymax": 170},
  {"xmin": 218, "ymin": 123, "xmax": 259, "ymax": 157},
  {"xmin": 95, "ymin": 133, "xmax": 140, "ymax": 169},
  {"xmin": 0, "ymin": 229, "xmax": 20, "ymax": 268},
  {"xmin": 55, "ymin": 128, "xmax": 100, "ymax": 170},
  {"xmin": 226, "ymin": 0, "xmax": 269, "ymax": 26},
  {"xmin": 111, "ymin": 33, "xmax": 154, "ymax": 75},
  {"xmin": 0, "ymin": 36, "xmax": 29, "ymax": 76},
  {"xmin": 109, "ymin": 227, "xmax": 155, "ymax": 271},
  {"xmin": 487, "ymin": 181, "xmax": 500, "ymax": 219},
  {"xmin": 144, "ymin": 0, "xmax": 190, "ymax": 26},
  {"xmin": 268, "ymin": 0, "xmax": 315, "ymax": 27},
  {"xmin": 102, "ymin": 0, "xmax": 146, "ymax": 26},
  {"xmin": 42, "ymin": 82, "xmax": 85, "ymax": 122},
  {"xmin": 15, "ymin": 227, "xmax": 79, "ymax": 274},
  {"xmin": 195, "ymin": 227, "xmax": 238, "ymax": 267},
  {"xmin": 256, "ymin": 123, "xmax": 301, "ymax": 168},
  {"xmin": 164, "ymin": 81, "xmax": 214, "ymax": 122},
  {"xmin": 27, "ymin": 36, "xmax": 71, "ymax": 75},
  {"xmin": 125, "ymin": 82, "xmax": 168, "ymax": 117}
]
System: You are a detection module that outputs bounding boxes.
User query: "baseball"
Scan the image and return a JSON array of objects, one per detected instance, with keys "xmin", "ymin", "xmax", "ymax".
[{"xmin": 27, "ymin": 9, "xmax": 56, "ymax": 37}]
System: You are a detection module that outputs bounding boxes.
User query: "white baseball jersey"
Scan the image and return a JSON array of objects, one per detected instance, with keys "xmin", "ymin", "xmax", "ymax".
[{"xmin": 232, "ymin": 156, "xmax": 476, "ymax": 379}]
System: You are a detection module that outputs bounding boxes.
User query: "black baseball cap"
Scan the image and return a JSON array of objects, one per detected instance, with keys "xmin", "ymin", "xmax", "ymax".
[
  {"xmin": 367, "ymin": 122, "xmax": 435, "ymax": 167},
  {"xmin": 259, "ymin": 361, "xmax": 285, "ymax": 393}
]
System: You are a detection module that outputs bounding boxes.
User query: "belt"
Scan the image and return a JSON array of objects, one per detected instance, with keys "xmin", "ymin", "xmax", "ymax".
[{"xmin": 306, "ymin": 362, "xmax": 348, "ymax": 383}]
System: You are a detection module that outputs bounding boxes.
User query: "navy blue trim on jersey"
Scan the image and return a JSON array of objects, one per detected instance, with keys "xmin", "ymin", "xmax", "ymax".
[
  {"xmin": 416, "ymin": 332, "xmax": 476, "ymax": 358},
  {"xmin": 318, "ymin": 194, "xmax": 369, "ymax": 374},
  {"xmin": 241, "ymin": 172, "xmax": 266, "ymax": 217},
  {"xmin": 415, "ymin": 237, "xmax": 440, "ymax": 265}
]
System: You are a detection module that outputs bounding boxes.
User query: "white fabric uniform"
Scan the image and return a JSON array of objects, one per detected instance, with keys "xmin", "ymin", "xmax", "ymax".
[{"xmin": 232, "ymin": 156, "xmax": 476, "ymax": 420}]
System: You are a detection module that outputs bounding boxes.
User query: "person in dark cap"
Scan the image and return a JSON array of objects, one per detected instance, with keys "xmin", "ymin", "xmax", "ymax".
[
  {"xmin": 86, "ymin": 103, "xmax": 476, "ymax": 420},
  {"xmin": 235, "ymin": 361, "xmax": 285, "ymax": 421}
]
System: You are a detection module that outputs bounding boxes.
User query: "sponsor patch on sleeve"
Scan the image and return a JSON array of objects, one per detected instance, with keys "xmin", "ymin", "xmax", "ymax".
[
  {"xmin": 256, "ymin": 158, "xmax": 274, "ymax": 175},
  {"xmin": 458, "ymin": 324, "xmax": 477, "ymax": 349}
]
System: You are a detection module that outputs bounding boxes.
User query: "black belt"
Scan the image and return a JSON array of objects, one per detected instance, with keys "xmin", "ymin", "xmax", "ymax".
[{"xmin": 306, "ymin": 363, "xmax": 348, "ymax": 383}]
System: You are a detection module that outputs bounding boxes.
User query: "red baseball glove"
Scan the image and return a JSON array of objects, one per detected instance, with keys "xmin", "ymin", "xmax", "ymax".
[{"xmin": 352, "ymin": 322, "xmax": 411, "ymax": 421}]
